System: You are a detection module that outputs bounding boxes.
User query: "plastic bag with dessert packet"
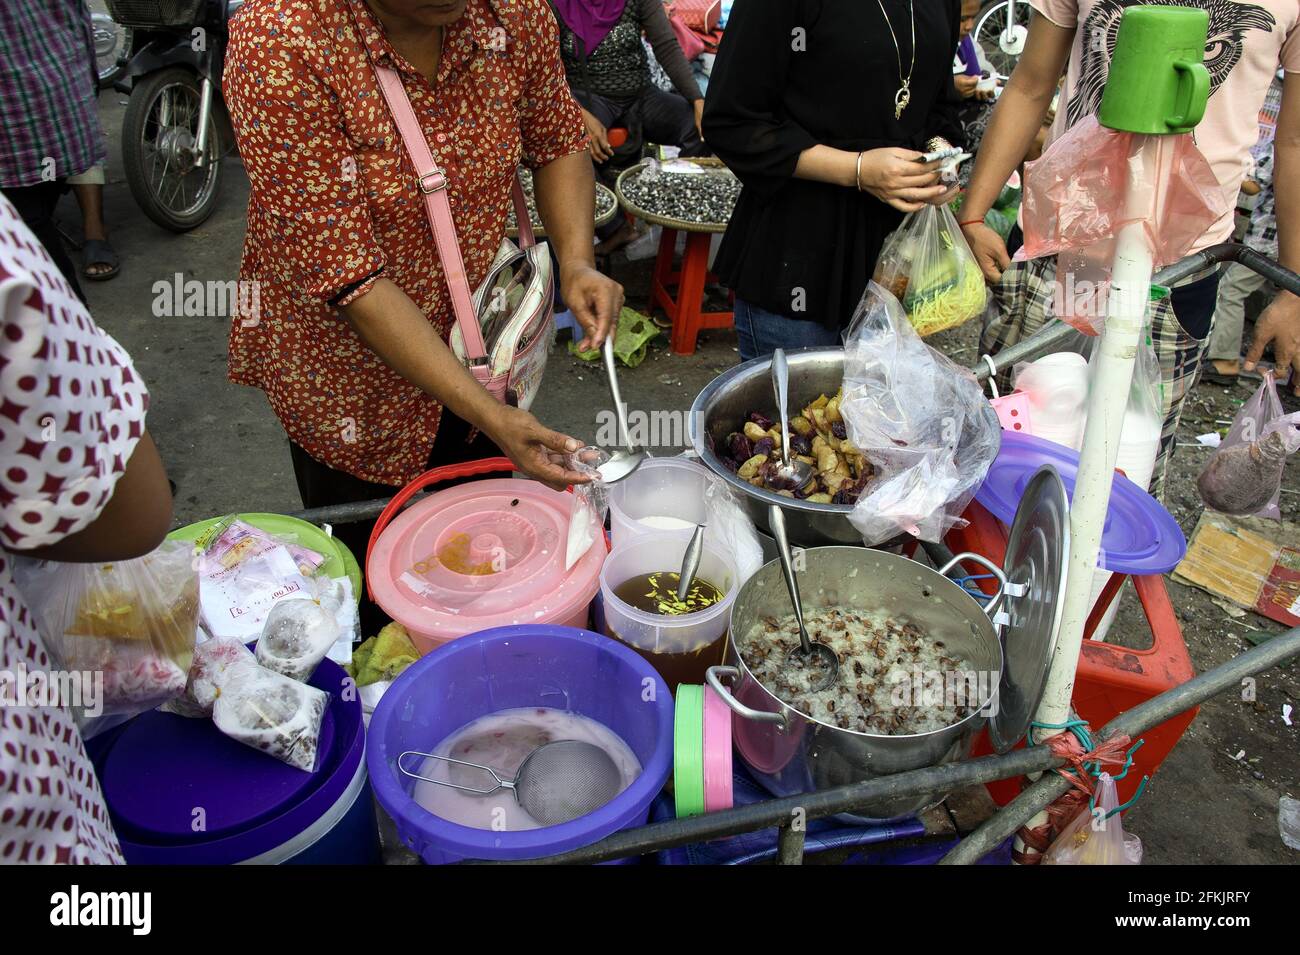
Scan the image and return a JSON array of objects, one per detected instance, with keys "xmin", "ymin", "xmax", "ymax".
[
  {"xmin": 12, "ymin": 539, "xmax": 198, "ymax": 738},
  {"xmin": 255, "ymin": 577, "xmax": 346, "ymax": 682},
  {"xmin": 166, "ymin": 638, "xmax": 329, "ymax": 772}
]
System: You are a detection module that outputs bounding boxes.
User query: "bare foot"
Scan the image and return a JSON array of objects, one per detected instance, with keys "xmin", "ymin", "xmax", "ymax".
[{"xmin": 594, "ymin": 219, "xmax": 640, "ymax": 256}]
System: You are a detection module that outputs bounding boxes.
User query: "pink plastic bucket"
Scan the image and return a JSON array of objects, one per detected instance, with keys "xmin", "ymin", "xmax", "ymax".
[{"xmin": 367, "ymin": 458, "xmax": 605, "ymax": 655}]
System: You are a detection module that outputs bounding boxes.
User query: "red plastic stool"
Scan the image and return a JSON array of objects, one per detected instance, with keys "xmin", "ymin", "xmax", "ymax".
[
  {"xmin": 651, "ymin": 226, "xmax": 734, "ymax": 355},
  {"xmin": 948, "ymin": 500, "xmax": 1198, "ymax": 809}
]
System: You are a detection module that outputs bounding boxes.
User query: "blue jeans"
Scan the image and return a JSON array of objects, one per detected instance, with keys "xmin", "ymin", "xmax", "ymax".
[{"xmin": 734, "ymin": 298, "xmax": 841, "ymax": 362}]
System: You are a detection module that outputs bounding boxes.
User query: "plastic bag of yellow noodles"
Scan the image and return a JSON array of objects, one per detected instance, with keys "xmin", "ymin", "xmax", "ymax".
[{"xmin": 872, "ymin": 204, "xmax": 988, "ymax": 337}]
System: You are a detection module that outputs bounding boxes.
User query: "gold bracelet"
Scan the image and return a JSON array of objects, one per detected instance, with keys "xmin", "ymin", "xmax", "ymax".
[{"xmin": 855, "ymin": 151, "xmax": 865, "ymax": 191}]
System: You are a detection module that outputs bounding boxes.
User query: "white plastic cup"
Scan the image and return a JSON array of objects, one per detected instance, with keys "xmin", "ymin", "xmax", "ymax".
[{"xmin": 607, "ymin": 457, "xmax": 712, "ymax": 547}]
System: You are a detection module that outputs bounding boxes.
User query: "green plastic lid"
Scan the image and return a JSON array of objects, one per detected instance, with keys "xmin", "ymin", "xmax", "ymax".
[
  {"xmin": 168, "ymin": 512, "xmax": 362, "ymax": 604},
  {"xmin": 673, "ymin": 684, "xmax": 706, "ymax": 819},
  {"xmin": 1099, "ymin": 6, "xmax": 1210, "ymax": 135}
]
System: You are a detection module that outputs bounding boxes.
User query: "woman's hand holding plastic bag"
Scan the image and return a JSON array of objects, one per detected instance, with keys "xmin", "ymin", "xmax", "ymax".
[{"xmin": 839, "ymin": 282, "xmax": 1001, "ymax": 546}]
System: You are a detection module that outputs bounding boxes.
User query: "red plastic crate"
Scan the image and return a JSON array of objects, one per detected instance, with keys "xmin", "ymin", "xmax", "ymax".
[{"xmin": 949, "ymin": 501, "xmax": 1198, "ymax": 808}]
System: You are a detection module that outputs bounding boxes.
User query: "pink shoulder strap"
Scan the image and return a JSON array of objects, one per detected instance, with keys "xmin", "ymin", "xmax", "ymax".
[{"xmin": 371, "ymin": 63, "xmax": 535, "ymax": 363}]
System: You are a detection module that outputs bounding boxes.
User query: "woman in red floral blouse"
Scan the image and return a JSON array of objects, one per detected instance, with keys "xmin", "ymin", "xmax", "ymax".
[{"xmin": 224, "ymin": 0, "xmax": 622, "ymax": 583}]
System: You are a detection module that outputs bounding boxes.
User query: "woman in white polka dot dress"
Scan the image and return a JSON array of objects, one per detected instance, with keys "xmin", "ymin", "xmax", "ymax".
[{"xmin": 0, "ymin": 195, "xmax": 173, "ymax": 864}]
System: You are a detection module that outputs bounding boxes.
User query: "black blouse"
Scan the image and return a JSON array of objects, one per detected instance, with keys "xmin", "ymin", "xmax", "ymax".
[{"xmin": 703, "ymin": 0, "xmax": 963, "ymax": 330}]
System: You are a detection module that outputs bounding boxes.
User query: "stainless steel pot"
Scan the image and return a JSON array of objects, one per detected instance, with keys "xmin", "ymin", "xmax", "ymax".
[
  {"xmin": 691, "ymin": 348, "xmax": 859, "ymax": 546},
  {"xmin": 691, "ymin": 346, "xmax": 1005, "ymax": 548},
  {"xmin": 708, "ymin": 546, "xmax": 1006, "ymax": 820}
]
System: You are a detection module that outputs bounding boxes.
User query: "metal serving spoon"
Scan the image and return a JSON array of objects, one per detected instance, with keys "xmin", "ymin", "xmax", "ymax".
[
  {"xmin": 767, "ymin": 503, "xmax": 839, "ymax": 692},
  {"xmin": 769, "ymin": 349, "xmax": 814, "ymax": 489},
  {"xmin": 675, "ymin": 523, "xmax": 706, "ymax": 603},
  {"xmin": 599, "ymin": 336, "xmax": 647, "ymax": 484}
]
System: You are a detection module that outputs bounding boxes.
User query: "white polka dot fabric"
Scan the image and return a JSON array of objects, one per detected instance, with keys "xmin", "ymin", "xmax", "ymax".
[{"xmin": 0, "ymin": 194, "xmax": 147, "ymax": 864}]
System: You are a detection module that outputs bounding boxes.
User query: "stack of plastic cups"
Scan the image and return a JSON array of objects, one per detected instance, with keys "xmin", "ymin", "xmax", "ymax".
[{"xmin": 1014, "ymin": 352, "xmax": 1090, "ymax": 450}]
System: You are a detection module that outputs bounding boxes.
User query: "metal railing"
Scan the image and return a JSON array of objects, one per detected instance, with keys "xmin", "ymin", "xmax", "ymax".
[{"xmin": 974, "ymin": 243, "xmax": 1300, "ymax": 382}]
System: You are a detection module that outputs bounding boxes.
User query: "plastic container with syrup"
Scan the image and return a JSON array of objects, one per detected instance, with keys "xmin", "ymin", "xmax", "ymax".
[
  {"xmin": 368, "ymin": 478, "xmax": 605, "ymax": 655},
  {"xmin": 597, "ymin": 530, "xmax": 738, "ymax": 690}
]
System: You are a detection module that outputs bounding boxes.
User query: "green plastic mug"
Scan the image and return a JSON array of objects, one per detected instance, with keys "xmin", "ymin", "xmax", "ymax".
[{"xmin": 1098, "ymin": 6, "xmax": 1210, "ymax": 135}]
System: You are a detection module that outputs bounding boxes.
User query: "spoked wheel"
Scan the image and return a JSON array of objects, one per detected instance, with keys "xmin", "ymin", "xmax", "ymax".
[
  {"xmin": 121, "ymin": 67, "xmax": 224, "ymax": 232},
  {"xmin": 975, "ymin": 0, "xmax": 1033, "ymax": 82}
]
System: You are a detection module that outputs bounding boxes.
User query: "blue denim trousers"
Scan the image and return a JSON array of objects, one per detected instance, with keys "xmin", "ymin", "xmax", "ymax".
[{"xmin": 733, "ymin": 298, "xmax": 841, "ymax": 362}]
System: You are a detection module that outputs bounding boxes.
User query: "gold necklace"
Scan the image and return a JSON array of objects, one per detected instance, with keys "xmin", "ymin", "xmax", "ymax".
[{"xmin": 876, "ymin": 0, "xmax": 916, "ymax": 120}]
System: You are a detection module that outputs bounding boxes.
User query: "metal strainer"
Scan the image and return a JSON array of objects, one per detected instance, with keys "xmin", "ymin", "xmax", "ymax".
[{"xmin": 398, "ymin": 739, "xmax": 624, "ymax": 826}]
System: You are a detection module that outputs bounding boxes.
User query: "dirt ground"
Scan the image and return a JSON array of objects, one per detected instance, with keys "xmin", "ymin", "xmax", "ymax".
[{"xmin": 68, "ymin": 93, "xmax": 1298, "ymax": 864}]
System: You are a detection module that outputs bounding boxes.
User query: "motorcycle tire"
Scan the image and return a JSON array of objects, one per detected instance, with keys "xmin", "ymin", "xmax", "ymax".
[{"xmin": 122, "ymin": 67, "xmax": 225, "ymax": 233}]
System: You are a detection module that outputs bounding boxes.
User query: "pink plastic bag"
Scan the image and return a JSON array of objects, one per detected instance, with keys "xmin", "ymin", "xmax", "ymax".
[
  {"xmin": 1197, "ymin": 373, "xmax": 1300, "ymax": 519},
  {"xmin": 1043, "ymin": 773, "xmax": 1143, "ymax": 865},
  {"xmin": 1018, "ymin": 116, "xmax": 1226, "ymax": 333}
]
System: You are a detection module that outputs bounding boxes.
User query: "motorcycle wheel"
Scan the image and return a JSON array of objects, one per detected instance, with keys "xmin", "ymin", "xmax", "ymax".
[
  {"xmin": 122, "ymin": 67, "xmax": 224, "ymax": 233},
  {"xmin": 89, "ymin": 3, "xmax": 132, "ymax": 87}
]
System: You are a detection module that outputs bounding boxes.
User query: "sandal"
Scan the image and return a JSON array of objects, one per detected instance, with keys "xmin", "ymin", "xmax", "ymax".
[{"xmin": 83, "ymin": 239, "xmax": 120, "ymax": 281}]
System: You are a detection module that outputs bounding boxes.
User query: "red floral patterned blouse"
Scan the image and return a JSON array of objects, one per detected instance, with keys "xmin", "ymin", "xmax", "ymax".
[{"xmin": 224, "ymin": 0, "xmax": 588, "ymax": 485}]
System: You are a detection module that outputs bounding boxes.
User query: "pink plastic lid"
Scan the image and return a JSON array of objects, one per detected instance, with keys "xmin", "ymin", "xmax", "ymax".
[
  {"xmin": 368, "ymin": 479, "xmax": 604, "ymax": 640},
  {"xmin": 701, "ymin": 685, "xmax": 733, "ymax": 813}
]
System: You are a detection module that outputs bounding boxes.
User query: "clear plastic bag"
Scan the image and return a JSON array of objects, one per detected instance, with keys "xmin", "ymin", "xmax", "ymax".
[
  {"xmin": 871, "ymin": 204, "xmax": 988, "ymax": 337},
  {"xmin": 211, "ymin": 664, "xmax": 329, "ymax": 773},
  {"xmin": 840, "ymin": 282, "xmax": 1002, "ymax": 545},
  {"xmin": 702, "ymin": 470, "xmax": 764, "ymax": 584},
  {"xmin": 163, "ymin": 637, "xmax": 257, "ymax": 718},
  {"xmin": 564, "ymin": 447, "xmax": 611, "ymax": 570},
  {"xmin": 1198, "ymin": 372, "xmax": 1300, "ymax": 518},
  {"xmin": 169, "ymin": 638, "xmax": 329, "ymax": 772},
  {"xmin": 1044, "ymin": 773, "xmax": 1143, "ymax": 865},
  {"xmin": 199, "ymin": 516, "xmax": 327, "ymax": 578},
  {"xmin": 255, "ymin": 578, "xmax": 346, "ymax": 682},
  {"xmin": 13, "ymin": 539, "xmax": 198, "ymax": 737}
]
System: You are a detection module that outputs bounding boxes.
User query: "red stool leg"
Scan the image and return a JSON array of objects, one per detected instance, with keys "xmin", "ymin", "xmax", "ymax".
[
  {"xmin": 670, "ymin": 232, "xmax": 712, "ymax": 355},
  {"xmin": 651, "ymin": 227, "xmax": 679, "ymax": 319}
]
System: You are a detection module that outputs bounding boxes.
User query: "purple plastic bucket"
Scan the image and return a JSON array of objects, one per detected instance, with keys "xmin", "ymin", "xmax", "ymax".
[
  {"xmin": 88, "ymin": 656, "xmax": 378, "ymax": 865},
  {"xmin": 367, "ymin": 625, "xmax": 673, "ymax": 864}
]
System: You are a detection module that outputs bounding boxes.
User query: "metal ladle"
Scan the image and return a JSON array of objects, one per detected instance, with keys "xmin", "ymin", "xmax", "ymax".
[
  {"xmin": 769, "ymin": 348, "xmax": 814, "ymax": 489},
  {"xmin": 767, "ymin": 504, "xmax": 839, "ymax": 692},
  {"xmin": 397, "ymin": 739, "xmax": 624, "ymax": 827},
  {"xmin": 598, "ymin": 336, "xmax": 647, "ymax": 484}
]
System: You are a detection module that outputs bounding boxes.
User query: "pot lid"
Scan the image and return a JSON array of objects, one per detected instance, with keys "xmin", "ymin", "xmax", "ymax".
[
  {"xmin": 989, "ymin": 465, "xmax": 1070, "ymax": 754},
  {"xmin": 975, "ymin": 430, "xmax": 1185, "ymax": 575},
  {"xmin": 368, "ymin": 479, "xmax": 605, "ymax": 637}
]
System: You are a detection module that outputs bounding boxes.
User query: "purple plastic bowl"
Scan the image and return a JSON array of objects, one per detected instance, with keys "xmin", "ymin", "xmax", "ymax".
[{"xmin": 367, "ymin": 625, "xmax": 673, "ymax": 864}]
